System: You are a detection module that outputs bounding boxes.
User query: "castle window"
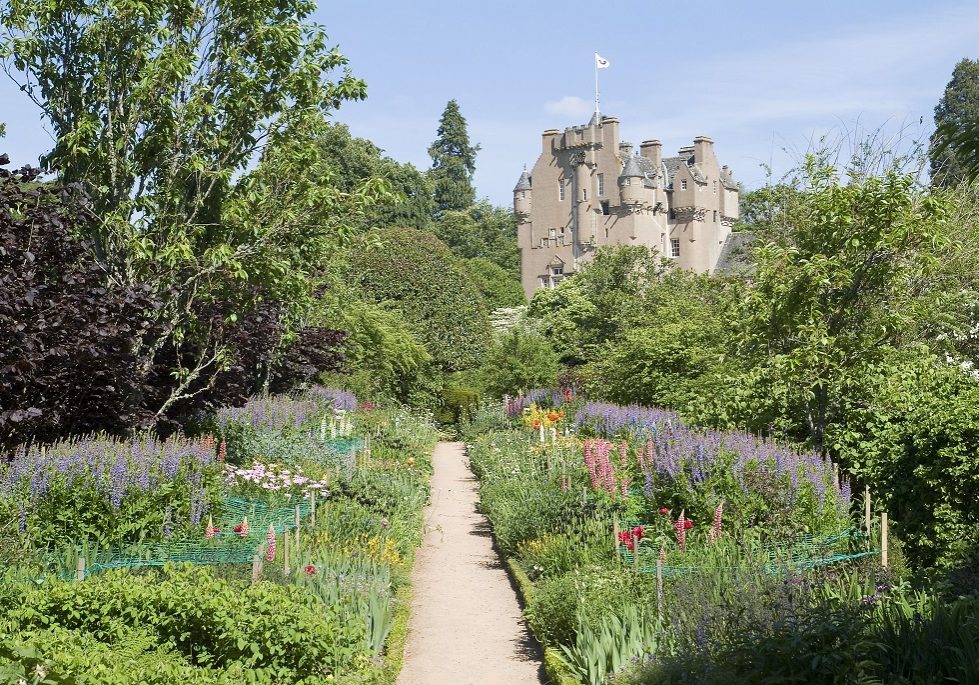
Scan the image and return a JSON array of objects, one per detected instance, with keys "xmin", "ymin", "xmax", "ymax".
[
  {"xmin": 713, "ymin": 181, "xmax": 717, "ymax": 194},
  {"xmin": 520, "ymin": 191, "xmax": 526, "ymax": 199},
  {"xmin": 558, "ymin": 180, "xmax": 565, "ymax": 201},
  {"xmin": 681, "ymin": 179, "xmax": 688, "ymax": 190},
  {"xmin": 713, "ymin": 210, "xmax": 718, "ymax": 222},
  {"xmin": 623, "ymin": 177, "xmax": 631, "ymax": 186},
  {"xmin": 601, "ymin": 200, "xmax": 610, "ymax": 216},
  {"xmin": 670, "ymin": 239, "xmax": 680, "ymax": 258},
  {"xmin": 598, "ymin": 173, "xmax": 605, "ymax": 196},
  {"xmin": 549, "ymin": 227, "xmax": 557, "ymax": 240},
  {"xmin": 551, "ymin": 265, "xmax": 563, "ymax": 276},
  {"xmin": 669, "ymin": 208, "xmax": 676, "ymax": 220},
  {"xmin": 582, "ymin": 188, "xmax": 587, "ymax": 201}
]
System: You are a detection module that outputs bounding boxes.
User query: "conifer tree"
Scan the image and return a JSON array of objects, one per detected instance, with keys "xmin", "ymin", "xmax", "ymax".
[
  {"xmin": 428, "ymin": 99, "xmax": 479, "ymax": 213},
  {"xmin": 929, "ymin": 58, "xmax": 979, "ymax": 187}
]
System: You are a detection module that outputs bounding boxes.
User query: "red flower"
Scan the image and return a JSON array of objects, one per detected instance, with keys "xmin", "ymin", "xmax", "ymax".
[
  {"xmin": 304, "ymin": 564, "xmax": 316, "ymax": 576},
  {"xmin": 617, "ymin": 530, "xmax": 632, "ymax": 544},
  {"xmin": 624, "ymin": 539, "xmax": 635, "ymax": 551},
  {"xmin": 659, "ymin": 507, "xmax": 669, "ymax": 515},
  {"xmin": 532, "ymin": 419, "xmax": 541, "ymax": 429},
  {"xmin": 684, "ymin": 519, "xmax": 693, "ymax": 530},
  {"xmin": 632, "ymin": 526, "xmax": 645, "ymax": 540}
]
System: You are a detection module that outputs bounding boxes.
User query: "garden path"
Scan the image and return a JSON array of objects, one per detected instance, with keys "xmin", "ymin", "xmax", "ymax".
[{"xmin": 397, "ymin": 441, "xmax": 546, "ymax": 685}]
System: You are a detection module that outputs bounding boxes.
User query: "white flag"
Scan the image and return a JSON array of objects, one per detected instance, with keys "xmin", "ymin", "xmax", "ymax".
[{"xmin": 595, "ymin": 53, "xmax": 610, "ymax": 69}]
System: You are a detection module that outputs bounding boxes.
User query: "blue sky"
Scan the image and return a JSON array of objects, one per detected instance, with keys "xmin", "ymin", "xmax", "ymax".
[{"xmin": 2, "ymin": 0, "xmax": 978, "ymax": 206}]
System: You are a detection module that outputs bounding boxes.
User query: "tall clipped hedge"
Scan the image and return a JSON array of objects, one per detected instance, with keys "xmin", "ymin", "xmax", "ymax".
[{"xmin": 348, "ymin": 227, "xmax": 490, "ymax": 372}]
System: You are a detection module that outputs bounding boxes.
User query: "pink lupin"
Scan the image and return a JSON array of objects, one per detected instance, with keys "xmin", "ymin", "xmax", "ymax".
[{"xmin": 266, "ymin": 525, "xmax": 277, "ymax": 561}]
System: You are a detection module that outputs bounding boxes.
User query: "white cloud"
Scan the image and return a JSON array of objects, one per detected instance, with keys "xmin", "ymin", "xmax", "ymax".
[{"xmin": 544, "ymin": 95, "xmax": 593, "ymax": 120}]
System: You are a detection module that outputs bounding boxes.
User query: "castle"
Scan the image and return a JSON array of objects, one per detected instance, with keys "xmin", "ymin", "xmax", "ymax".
[{"xmin": 513, "ymin": 113, "xmax": 741, "ymax": 299}]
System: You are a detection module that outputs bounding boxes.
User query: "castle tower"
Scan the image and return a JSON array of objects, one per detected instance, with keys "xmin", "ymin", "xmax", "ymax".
[
  {"xmin": 618, "ymin": 156, "xmax": 646, "ymax": 208},
  {"xmin": 513, "ymin": 169, "xmax": 532, "ymax": 220}
]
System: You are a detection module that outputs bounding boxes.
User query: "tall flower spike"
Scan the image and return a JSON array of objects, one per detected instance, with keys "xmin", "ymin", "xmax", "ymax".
[
  {"xmin": 674, "ymin": 510, "xmax": 686, "ymax": 552},
  {"xmin": 712, "ymin": 500, "xmax": 724, "ymax": 542},
  {"xmin": 205, "ymin": 516, "xmax": 216, "ymax": 539},
  {"xmin": 266, "ymin": 525, "xmax": 277, "ymax": 561}
]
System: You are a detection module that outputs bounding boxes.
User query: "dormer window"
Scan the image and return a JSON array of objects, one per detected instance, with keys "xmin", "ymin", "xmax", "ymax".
[
  {"xmin": 623, "ymin": 178, "xmax": 631, "ymax": 186},
  {"xmin": 681, "ymin": 179, "xmax": 688, "ymax": 190}
]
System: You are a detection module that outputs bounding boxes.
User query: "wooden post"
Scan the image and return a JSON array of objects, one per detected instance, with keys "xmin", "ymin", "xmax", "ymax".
[
  {"xmin": 656, "ymin": 556, "xmax": 664, "ymax": 621},
  {"xmin": 283, "ymin": 527, "xmax": 290, "ymax": 575},
  {"xmin": 539, "ymin": 423, "xmax": 545, "ymax": 443},
  {"xmin": 881, "ymin": 512, "xmax": 889, "ymax": 568},
  {"xmin": 613, "ymin": 517, "xmax": 620, "ymax": 558},
  {"xmin": 310, "ymin": 489, "xmax": 316, "ymax": 528},
  {"xmin": 251, "ymin": 554, "xmax": 261, "ymax": 584},
  {"xmin": 634, "ymin": 543, "xmax": 640, "ymax": 572},
  {"xmin": 76, "ymin": 557, "xmax": 86, "ymax": 582},
  {"xmin": 864, "ymin": 486, "xmax": 872, "ymax": 542},
  {"xmin": 294, "ymin": 505, "xmax": 301, "ymax": 549}
]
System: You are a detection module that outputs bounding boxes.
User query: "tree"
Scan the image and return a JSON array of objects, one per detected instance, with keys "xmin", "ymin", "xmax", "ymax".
[
  {"xmin": 1, "ymin": 1, "xmax": 377, "ymax": 417},
  {"xmin": 929, "ymin": 58, "xmax": 979, "ymax": 188},
  {"xmin": 347, "ymin": 227, "xmax": 491, "ymax": 372},
  {"xmin": 0, "ymin": 157, "xmax": 161, "ymax": 448},
  {"xmin": 428, "ymin": 99, "xmax": 479, "ymax": 214},
  {"xmin": 315, "ymin": 122, "xmax": 434, "ymax": 231},
  {"xmin": 465, "ymin": 257, "xmax": 525, "ymax": 310},
  {"xmin": 479, "ymin": 326, "xmax": 560, "ymax": 398},
  {"xmin": 433, "ymin": 201, "xmax": 520, "ymax": 276}
]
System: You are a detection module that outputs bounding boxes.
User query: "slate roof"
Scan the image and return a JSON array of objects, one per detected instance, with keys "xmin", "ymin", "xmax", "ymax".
[
  {"xmin": 713, "ymin": 232, "xmax": 755, "ymax": 277},
  {"xmin": 513, "ymin": 170, "xmax": 532, "ymax": 192},
  {"xmin": 720, "ymin": 166, "xmax": 739, "ymax": 191},
  {"xmin": 663, "ymin": 155, "xmax": 707, "ymax": 187},
  {"xmin": 619, "ymin": 156, "xmax": 644, "ymax": 178}
]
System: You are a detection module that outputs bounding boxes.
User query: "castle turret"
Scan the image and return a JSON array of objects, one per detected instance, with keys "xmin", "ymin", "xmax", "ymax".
[
  {"xmin": 618, "ymin": 156, "xmax": 645, "ymax": 206},
  {"xmin": 513, "ymin": 169, "xmax": 532, "ymax": 220}
]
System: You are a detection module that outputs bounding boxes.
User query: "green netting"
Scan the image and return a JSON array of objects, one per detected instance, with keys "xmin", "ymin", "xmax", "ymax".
[
  {"xmin": 616, "ymin": 527, "xmax": 880, "ymax": 576},
  {"xmin": 43, "ymin": 494, "xmax": 320, "ymax": 580}
]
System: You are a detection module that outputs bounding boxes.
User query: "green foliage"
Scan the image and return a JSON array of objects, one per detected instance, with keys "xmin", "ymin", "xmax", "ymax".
[
  {"xmin": 558, "ymin": 606, "xmax": 661, "ymax": 685},
  {"xmin": 479, "ymin": 326, "xmax": 560, "ymax": 398},
  {"xmin": 427, "ymin": 99, "xmax": 478, "ymax": 214},
  {"xmin": 0, "ymin": 1, "xmax": 379, "ymax": 417},
  {"xmin": 433, "ymin": 385, "xmax": 481, "ymax": 427},
  {"xmin": 314, "ymin": 122, "xmax": 434, "ymax": 231},
  {"xmin": 432, "ymin": 202, "xmax": 520, "ymax": 276},
  {"xmin": 0, "ymin": 565, "xmax": 368, "ymax": 681},
  {"xmin": 529, "ymin": 246, "xmax": 666, "ymax": 365},
  {"xmin": 464, "ymin": 257, "xmax": 525, "ymax": 310},
  {"xmin": 348, "ymin": 227, "xmax": 491, "ymax": 372},
  {"xmin": 929, "ymin": 58, "xmax": 979, "ymax": 188}
]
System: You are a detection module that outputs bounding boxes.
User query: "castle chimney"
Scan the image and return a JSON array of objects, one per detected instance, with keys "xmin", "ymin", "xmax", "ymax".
[
  {"xmin": 639, "ymin": 139, "xmax": 662, "ymax": 170},
  {"xmin": 542, "ymin": 129, "xmax": 560, "ymax": 154},
  {"xmin": 693, "ymin": 136, "xmax": 714, "ymax": 165},
  {"xmin": 619, "ymin": 142, "xmax": 633, "ymax": 157}
]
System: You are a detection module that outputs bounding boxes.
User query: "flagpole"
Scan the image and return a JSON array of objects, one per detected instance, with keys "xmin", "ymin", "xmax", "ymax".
[{"xmin": 594, "ymin": 53, "xmax": 600, "ymax": 116}]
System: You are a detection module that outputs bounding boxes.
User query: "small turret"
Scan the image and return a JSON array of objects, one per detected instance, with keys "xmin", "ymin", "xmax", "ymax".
[
  {"xmin": 618, "ymin": 156, "xmax": 645, "ymax": 206},
  {"xmin": 513, "ymin": 169, "xmax": 532, "ymax": 219}
]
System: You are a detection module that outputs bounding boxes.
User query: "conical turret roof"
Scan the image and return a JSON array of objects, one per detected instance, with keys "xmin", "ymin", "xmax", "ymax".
[
  {"xmin": 513, "ymin": 170, "xmax": 532, "ymax": 192},
  {"xmin": 619, "ymin": 156, "xmax": 644, "ymax": 179}
]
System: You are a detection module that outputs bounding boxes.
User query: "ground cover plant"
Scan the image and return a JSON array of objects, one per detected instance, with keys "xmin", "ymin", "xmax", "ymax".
[
  {"xmin": 466, "ymin": 392, "xmax": 977, "ymax": 685},
  {"xmin": 0, "ymin": 387, "xmax": 438, "ymax": 684}
]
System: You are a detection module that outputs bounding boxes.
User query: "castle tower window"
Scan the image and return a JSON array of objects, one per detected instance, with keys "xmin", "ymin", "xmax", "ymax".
[
  {"xmin": 713, "ymin": 181, "xmax": 717, "ymax": 194},
  {"xmin": 601, "ymin": 200, "xmax": 610, "ymax": 216},
  {"xmin": 681, "ymin": 179, "xmax": 688, "ymax": 190},
  {"xmin": 582, "ymin": 188, "xmax": 588, "ymax": 201},
  {"xmin": 558, "ymin": 181, "xmax": 565, "ymax": 201},
  {"xmin": 670, "ymin": 239, "xmax": 680, "ymax": 258},
  {"xmin": 598, "ymin": 173, "xmax": 605, "ymax": 196},
  {"xmin": 713, "ymin": 210, "xmax": 718, "ymax": 222}
]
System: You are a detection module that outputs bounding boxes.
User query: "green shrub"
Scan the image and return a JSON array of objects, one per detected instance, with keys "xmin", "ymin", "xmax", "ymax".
[
  {"xmin": 1, "ymin": 565, "xmax": 368, "ymax": 681},
  {"xmin": 348, "ymin": 227, "xmax": 491, "ymax": 372}
]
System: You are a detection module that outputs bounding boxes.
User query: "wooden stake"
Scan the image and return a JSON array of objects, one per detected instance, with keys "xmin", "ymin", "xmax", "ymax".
[
  {"xmin": 656, "ymin": 555, "xmax": 664, "ymax": 621},
  {"xmin": 864, "ymin": 486, "xmax": 872, "ymax": 542},
  {"xmin": 581, "ymin": 486, "xmax": 587, "ymax": 506},
  {"xmin": 310, "ymin": 489, "xmax": 316, "ymax": 528},
  {"xmin": 251, "ymin": 554, "xmax": 261, "ymax": 584},
  {"xmin": 881, "ymin": 512, "xmax": 889, "ymax": 568},
  {"xmin": 76, "ymin": 557, "xmax": 86, "ymax": 582},
  {"xmin": 283, "ymin": 528, "xmax": 290, "ymax": 575},
  {"xmin": 613, "ymin": 517, "xmax": 620, "ymax": 558}
]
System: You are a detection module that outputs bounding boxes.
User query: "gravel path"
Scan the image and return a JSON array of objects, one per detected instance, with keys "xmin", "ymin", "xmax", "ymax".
[{"xmin": 396, "ymin": 441, "xmax": 546, "ymax": 685}]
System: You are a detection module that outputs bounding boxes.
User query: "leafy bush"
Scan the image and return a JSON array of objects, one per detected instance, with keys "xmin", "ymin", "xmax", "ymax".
[
  {"xmin": 0, "ymin": 158, "xmax": 161, "ymax": 449},
  {"xmin": 479, "ymin": 326, "xmax": 560, "ymax": 398},
  {"xmin": 348, "ymin": 227, "xmax": 491, "ymax": 372},
  {"xmin": 465, "ymin": 257, "xmax": 525, "ymax": 310},
  {"xmin": 1, "ymin": 565, "xmax": 368, "ymax": 681}
]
